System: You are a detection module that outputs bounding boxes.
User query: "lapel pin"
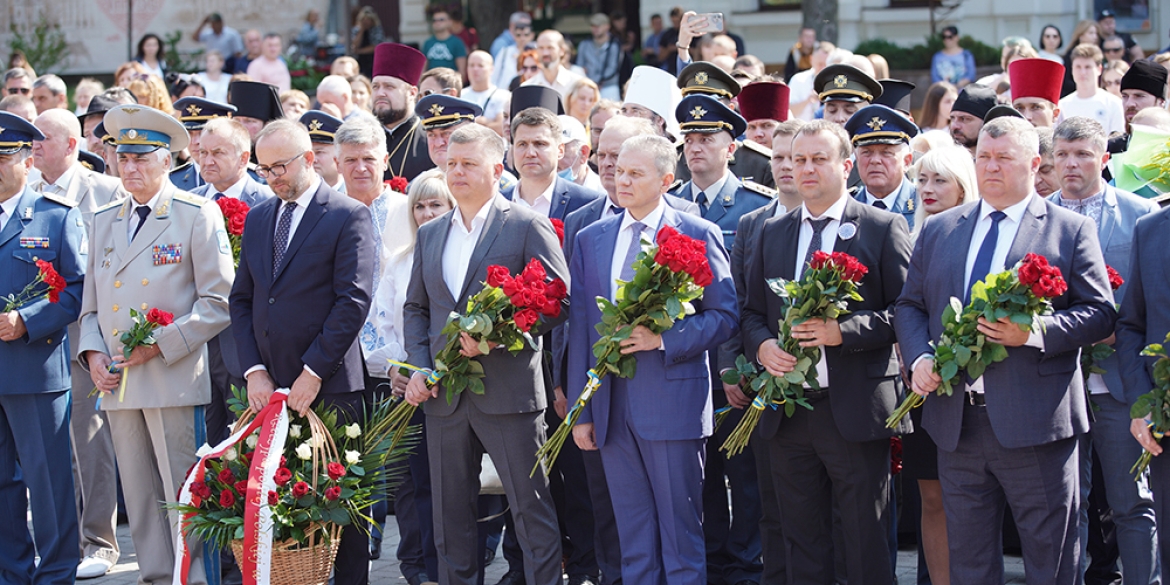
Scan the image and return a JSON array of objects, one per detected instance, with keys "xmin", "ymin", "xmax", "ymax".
[
  {"xmin": 839, "ymin": 222, "xmax": 857, "ymax": 240},
  {"xmin": 23, "ymin": 207, "xmax": 32, "ymax": 220}
]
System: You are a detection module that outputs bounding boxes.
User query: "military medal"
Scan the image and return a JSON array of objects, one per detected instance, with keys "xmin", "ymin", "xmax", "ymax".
[
  {"xmin": 152, "ymin": 243, "xmax": 183, "ymax": 265},
  {"xmin": 19, "ymin": 237, "xmax": 50, "ymax": 248}
]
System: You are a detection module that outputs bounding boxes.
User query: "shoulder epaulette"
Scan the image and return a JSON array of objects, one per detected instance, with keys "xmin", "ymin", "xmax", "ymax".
[
  {"xmin": 170, "ymin": 160, "xmax": 193, "ymax": 173},
  {"xmin": 739, "ymin": 139, "xmax": 773, "ymax": 158},
  {"xmin": 95, "ymin": 199, "xmax": 124, "ymax": 214},
  {"xmin": 171, "ymin": 191, "xmax": 207, "ymax": 207},
  {"xmin": 667, "ymin": 179, "xmax": 684, "ymax": 193},
  {"xmin": 742, "ymin": 179, "xmax": 777, "ymax": 199},
  {"xmin": 40, "ymin": 192, "xmax": 78, "ymax": 207}
]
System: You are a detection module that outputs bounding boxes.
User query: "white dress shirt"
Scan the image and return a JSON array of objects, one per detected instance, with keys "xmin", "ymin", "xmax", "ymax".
[
  {"xmin": 792, "ymin": 195, "xmax": 849, "ymax": 388},
  {"xmin": 272, "ymin": 176, "xmax": 322, "ymax": 242},
  {"xmin": 212, "ymin": 176, "xmax": 249, "ymax": 200},
  {"xmin": 693, "ymin": 172, "xmax": 730, "ymax": 209},
  {"xmin": 611, "ymin": 200, "xmax": 667, "ymax": 301},
  {"xmin": 863, "ymin": 179, "xmax": 903, "ymax": 208},
  {"xmin": 37, "ymin": 164, "xmax": 78, "ymax": 196},
  {"xmin": 512, "ymin": 179, "xmax": 555, "ymax": 217},
  {"xmin": 0, "ymin": 192, "xmax": 22, "ymax": 231},
  {"xmin": 443, "ymin": 198, "xmax": 494, "ymax": 300}
]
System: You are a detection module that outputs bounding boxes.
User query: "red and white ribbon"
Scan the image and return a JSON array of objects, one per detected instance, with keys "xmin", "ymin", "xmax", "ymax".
[{"xmin": 175, "ymin": 389, "xmax": 290, "ymax": 585}]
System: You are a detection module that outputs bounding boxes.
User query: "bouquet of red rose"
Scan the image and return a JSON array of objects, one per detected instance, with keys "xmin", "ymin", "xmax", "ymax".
[
  {"xmin": 719, "ymin": 251, "xmax": 867, "ymax": 456},
  {"xmin": 383, "ymin": 260, "xmax": 567, "ymax": 449},
  {"xmin": 551, "ymin": 218, "xmax": 565, "ymax": 247},
  {"xmin": 3, "ymin": 259, "xmax": 66, "ymax": 311},
  {"xmin": 1082, "ymin": 265, "xmax": 1124, "ymax": 384},
  {"xmin": 1131, "ymin": 334, "xmax": 1170, "ymax": 480},
  {"xmin": 216, "ymin": 197, "xmax": 250, "ymax": 267},
  {"xmin": 90, "ymin": 307, "xmax": 173, "ymax": 403},
  {"xmin": 385, "ymin": 176, "xmax": 409, "ymax": 194},
  {"xmin": 885, "ymin": 252, "xmax": 1068, "ymax": 428},
  {"xmin": 534, "ymin": 225, "xmax": 714, "ymax": 475}
]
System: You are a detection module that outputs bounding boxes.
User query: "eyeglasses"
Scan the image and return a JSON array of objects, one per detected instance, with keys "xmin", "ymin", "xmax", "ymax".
[
  {"xmin": 522, "ymin": 65, "xmax": 541, "ymax": 72},
  {"xmin": 6, "ymin": 87, "xmax": 30, "ymax": 95},
  {"xmin": 255, "ymin": 152, "xmax": 307, "ymax": 178},
  {"xmin": 941, "ymin": 34, "xmax": 956, "ymax": 40},
  {"xmin": 1104, "ymin": 46, "xmax": 1124, "ymax": 53}
]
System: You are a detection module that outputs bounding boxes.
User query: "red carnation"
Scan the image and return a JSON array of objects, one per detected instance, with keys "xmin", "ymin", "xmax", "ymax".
[
  {"xmin": 324, "ymin": 486, "xmax": 341, "ymax": 501},
  {"xmin": 267, "ymin": 490, "xmax": 279, "ymax": 506},
  {"xmin": 1106, "ymin": 265, "xmax": 1124, "ymax": 291},
  {"xmin": 217, "ymin": 468, "xmax": 235, "ymax": 484},
  {"xmin": 274, "ymin": 467, "xmax": 292, "ymax": 486},
  {"xmin": 219, "ymin": 488, "xmax": 235, "ymax": 507},
  {"xmin": 486, "ymin": 265, "xmax": 513, "ymax": 289},
  {"xmin": 234, "ymin": 480, "xmax": 248, "ymax": 495},
  {"xmin": 327, "ymin": 462, "xmax": 346, "ymax": 481},
  {"xmin": 146, "ymin": 308, "xmax": 174, "ymax": 326},
  {"xmin": 551, "ymin": 218, "xmax": 565, "ymax": 247},
  {"xmin": 386, "ymin": 176, "xmax": 409, "ymax": 193},
  {"xmin": 291, "ymin": 481, "xmax": 310, "ymax": 498},
  {"xmin": 35, "ymin": 259, "xmax": 66, "ymax": 303},
  {"xmin": 514, "ymin": 308, "xmax": 539, "ymax": 333}
]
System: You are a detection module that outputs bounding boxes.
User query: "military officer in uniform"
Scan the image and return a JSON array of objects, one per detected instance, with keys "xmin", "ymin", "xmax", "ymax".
[
  {"xmin": 299, "ymin": 110, "xmax": 347, "ymax": 192},
  {"xmin": 78, "ymin": 149, "xmax": 106, "ymax": 174},
  {"xmin": 674, "ymin": 62, "xmax": 775, "ymax": 189},
  {"xmin": 0, "ymin": 110, "xmax": 87, "ymax": 585},
  {"xmin": 873, "ymin": 79, "xmax": 916, "ymax": 117},
  {"xmin": 845, "ymin": 104, "xmax": 919, "ymax": 231},
  {"xmin": 78, "ymin": 105, "xmax": 234, "ymax": 585},
  {"xmin": 813, "ymin": 64, "xmax": 883, "ymax": 191},
  {"xmin": 370, "ymin": 43, "xmax": 435, "ymax": 182},
  {"xmin": 169, "ymin": 97, "xmax": 238, "ymax": 193}
]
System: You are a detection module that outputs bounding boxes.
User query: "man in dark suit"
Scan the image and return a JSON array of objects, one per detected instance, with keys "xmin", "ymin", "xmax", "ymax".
[
  {"xmin": 230, "ymin": 119, "xmax": 377, "ymax": 585},
  {"xmin": 567, "ymin": 133, "xmax": 738, "ymax": 585},
  {"xmin": 895, "ymin": 116, "xmax": 1116, "ymax": 584},
  {"xmin": 403, "ymin": 122, "xmax": 567, "ymax": 585},
  {"xmin": 502, "ymin": 106, "xmax": 600, "ymax": 221},
  {"xmin": 740, "ymin": 120, "xmax": 911, "ymax": 584}
]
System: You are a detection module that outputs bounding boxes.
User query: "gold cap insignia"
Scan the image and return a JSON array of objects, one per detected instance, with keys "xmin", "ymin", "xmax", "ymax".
[
  {"xmin": 429, "ymin": 104, "xmax": 445, "ymax": 117},
  {"xmin": 186, "ymin": 104, "xmax": 202, "ymax": 116},
  {"xmin": 834, "ymin": 75, "xmax": 848, "ymax": 89},
  {"xmin": 695, "ymin": 71, "xmax": 709, "ymax": 85},
  {"xmin": 126, "ymin": 129, "xmax": 139, "ymax": 139},
  {"xmin": 0, "ymin": 127, "xmax": 5, "ymax": 134},
  {"xmin": 690, "ymin": 106, "xmax": 707, "ymax": 120},
  {"xmin": 866, "ymin": 117, "xmax": 886, "ymax": 131},
  {"xmin": 122, "ymin": 107, "xmax": 141, "ymax": 114},
  {"xmin": 308, "ymin": 119, "xmax": 323, "ymax": 132}
]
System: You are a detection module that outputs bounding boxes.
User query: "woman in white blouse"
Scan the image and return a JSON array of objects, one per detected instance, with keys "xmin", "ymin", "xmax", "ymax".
[{"xmin": 365, "ymin": 169, "xmax": 455, "ymax": 391}]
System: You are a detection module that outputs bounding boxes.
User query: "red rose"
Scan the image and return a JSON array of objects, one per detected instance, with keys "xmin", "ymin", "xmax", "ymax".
[
  {"xmin": 267, "ymin": 490, "xmax": 279, "ymax": 506},
  {"xmin": 327, "ymin": 462, "xmax": 346, "ymax": 481},
  {"xmin": 539, "ymin": 296, "xmax": 561, "ymax": 319},
  {"xmin": 520, "ymin": 258, "xmax": 547, "ymax": 284},
  {"xmin": 1107, "ymin": 266, "xmax": 1124, "ymax": 291},
  {"xmin": 1017, "ymin": 260, "xmax": 1042, "ymax": 286},
  {"xmin": 191, "ymin": 481, "xmax": 212, "ymax": 499},
  {"xmin": 808, "ymin": 250, "xmax": 831, "ymax": 270},
  {"xmin": 692, "ymin": 265, "xmax": 714, "ymax": 287},
  {"xmin": 291, "ymin": 481, "xmax": 310, "ymax": 498},
  {"xmin": 503, "ymin": 277, "xmax": 524, "ymax": 297},
  {"xmin": 550, "ymin": 218, "xmax": 565, "ymax": 247},
  {"xmin": 219, "ymin": 488, "xmax": 235, "ymax": 507},
  {"xmin": 217, "ymin": 468, "xmax": 235, "ymax": 484},
  {"xmin": 274, "ymin": 467, "xmax": 292, "ymax": 486},
  {"xmin": 486, "ymin": 265, "xmax": 513, "ymax": 289},
  {"xmin": 546, "ymin": 278, "xmax": 567, "ymax": 301},
  {"xmin": 234, "ymin": 480, "xmax": 248, "ymax": 495},
  {"xmin": 656, "ymin": 225, "xmax": 679, "ymax": 245},
  {"xmin": 146, "ymin": 308, "xmax": 174, "ymax": 326},
  {"xmin": 514, "ymin": 308, "xmax": 539, "ymax": 333},
  {"xmin": 228, "ymin": 213, "xmax": 247, "ymax": 236},
  {"xmin": 280, "ymin": 456, "xmax": 287, "ymax": 467},
  {"xmin": 324, "ymin": 486, "xmax": 342, "ymax": 501}
]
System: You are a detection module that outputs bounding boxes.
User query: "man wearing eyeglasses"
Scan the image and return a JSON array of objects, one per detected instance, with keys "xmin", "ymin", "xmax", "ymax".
[
  {"xmin": 4, "ymin": 68, "xmax": 33, "ymax": 96},
  {"xmin": 1102, "ymin": 37, "xmax": 1128, "ymax": 65}
]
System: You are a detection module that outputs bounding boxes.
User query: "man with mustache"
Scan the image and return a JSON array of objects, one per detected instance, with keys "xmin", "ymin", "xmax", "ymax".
[
  {"xmin": 370, "ymin": 43, "xmax": 435, "ymax": 182},
  {"xmin": 1107, "ymin": 60, "xmax": 1168, "ymax": 156}
]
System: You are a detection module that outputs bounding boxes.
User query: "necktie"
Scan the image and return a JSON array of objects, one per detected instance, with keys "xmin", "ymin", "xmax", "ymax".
[
  {"xmin": 213, "ymin": 192, "xmax": 225, "ymax": 201},
  {"xmin": 967, "ymin": 211, "xmax": 1008, "ymax": 299},
  {"xmin": 131, "ymin": 206, "xmax": 151, "ymax": 240},
  {"xmin": 619, "ymin": 221, "xmax": 647, "ymax": 283},
  {"xmin": 696, "ymin": 191, "xmax": 710, "ymax": 215},
  {"xmin": 802, "ymin": 218, "xmax": 832, "ymax": 274},
  {"xmin": 273, "ymin": 201, "xmax": 296, "ymax": 277},
  {"xmin": 873, "ymin": 199, "xmax": 888, "ymax": 210}
]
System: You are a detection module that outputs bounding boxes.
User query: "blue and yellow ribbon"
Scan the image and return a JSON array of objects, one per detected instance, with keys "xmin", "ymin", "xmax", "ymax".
[{"xmin": 387, "ymin": 359, "xmax": 445, "ymax": 386}]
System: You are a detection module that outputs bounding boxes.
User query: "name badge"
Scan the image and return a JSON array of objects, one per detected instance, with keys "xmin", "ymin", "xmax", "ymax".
[
  {"xmin": 153, "ymin": 243, "xmax": 183, "ymax": 265},
  {"xmin": 19, "ymin": 237, "xmax": 50, "ymax": 248}
]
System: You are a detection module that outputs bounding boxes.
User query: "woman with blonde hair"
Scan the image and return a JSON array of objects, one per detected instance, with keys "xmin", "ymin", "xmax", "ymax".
[
  {"xmin": 115, "ymin": 61, "xmax": 149, "ymax": 88},
  {"xmin": 911, "ymin": 145, "xmax": 977, "ymax": 234},
  {"xmin": 565, "ymin": 77, "xmax": 600, "ymax": 127},
  {"xmin": 280, "ymin": 89, "xmax": 311, "ymax": 118},
  {"xmin": 125, "ymin": 74, "xmax": 173, "ymax": 114}
]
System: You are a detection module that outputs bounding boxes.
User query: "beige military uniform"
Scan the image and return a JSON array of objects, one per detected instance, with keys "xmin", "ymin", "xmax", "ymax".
[
  {"xmin": 34, "ymin": 163, "xmax": 127, "ymax": 564},
  {"xmin": 76, "ymin": 183, "xmax": 232, "ymax": 585}
]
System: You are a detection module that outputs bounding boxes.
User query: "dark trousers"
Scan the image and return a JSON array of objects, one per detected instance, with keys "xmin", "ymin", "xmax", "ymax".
[
  {"xmin": 769, "ymin": 390, "xmax": 892, "ymax": 585},
  {"xmin": 1150, "ymin": 442, "xmax": 1170, "ymax": 579},
  {"xmin": 938, "ymin": 404, "xmax": 1079, "ymax": 585},
  {"xmin": 704, "ymin": 399, "xmax": 763, "ymax": 585},
  {"xmin": 395, "ymin": 405, "xmax": 438, "ymax": 581},
  {"xmin": 752, "ymin": 426, "xmax": 785, "ymax": 585},
  {"xmin": 548, "ymin": 408, "xmax": 600, "ymax": 579},
  {"xmin": 316, "ymin": 389, "xmax": 374, "ymax": 585},
  {"xmin": 204, "ymin": 336, "xmax": 244, "ymax": 446},
  {"xmin": 583, "ymin": 449, "xmax": 623, "ymax": 585}
]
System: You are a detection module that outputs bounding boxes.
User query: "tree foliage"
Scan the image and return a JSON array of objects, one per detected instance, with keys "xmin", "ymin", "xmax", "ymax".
[
  {"xmin": 8, "ymin": 14, "xmax": 71, "ymax": 75},
  {"xmin": 854, "ymin": 34, "xmax": 1001, "ymax": 70}
]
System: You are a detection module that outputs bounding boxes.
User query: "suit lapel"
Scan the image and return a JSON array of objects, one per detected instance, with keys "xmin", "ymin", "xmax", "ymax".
[
  {"xmin": 948, "ymin": 202, "xmax": 982, "ymax": 296},
  {"xmin": 594, "ymin": 215, "xmax": 620, "ymax": 296},
  {"xmin": 274, "ymin": 185, "xmax": 328, "ymax": 282},
  {"xmin": 833, "ymin": 198, "xmax": 862, "ymax": 259},
  {"xmin": 0, "ymin": 189, "xmax": 37, "ymax": 248},
  {"xmin": 764, "ymin": 206, "xmax": 801, "ymax": 283},
  {"xmin": 116, "ymin": 187, "xmax": 175, "ymax": 273},
  {"xmin": 1005, "ymin": 195, "xmax": 1046, "ymax": 268},
  {"xmin": 550, "ymin": 177, "xmax": 571, "ymax": 220},
  {"xmin": 1098, "ymin": 187, "xmax": 1120, "ymax": 250},
  {"xmin": 458, "ymin": 197, "xmax": 507, "ymax": 302}
]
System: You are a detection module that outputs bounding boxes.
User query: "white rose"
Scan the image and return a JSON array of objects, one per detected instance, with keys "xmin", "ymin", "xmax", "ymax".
[
  {"xmin": 288, "ymin": 424, "xmax": 302, "ymax": 439},
  {"xmin": 345, "ymin": 450, "xmax": 361, "ymax": 465},
  {"xmin": 246, "ymin": 434, "xmax": 258, "ymax": 449},
  {"xmin": 345, "ymin": 423, "xmax": 361, "ymax": 439},
  {"xmin": 295, "ymin": 442, "xmax": 313, "ymax": 460},
  {"xmin": 309, "ymin": 434, "xmax": 325, "ymax": 449},
  {"xmin": 224, "ymin": 447, "xmax": 238, "ymax": 461}
]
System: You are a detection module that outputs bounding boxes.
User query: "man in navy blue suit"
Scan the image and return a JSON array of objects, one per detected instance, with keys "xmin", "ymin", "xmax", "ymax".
[
  {"xmin": 502, "ymin": 106, "xmax": 600, "ymax": 221},
  {"xmin": 230, "ymin": 119, "xmax": 376, "ymax": 585},
  {"xmin": 0, "ymin": 111, "xmax": 87, "ymax": 585},
  {"xmin": 567, "ymin": 134, "xmax": 738, "ymax": 585}
]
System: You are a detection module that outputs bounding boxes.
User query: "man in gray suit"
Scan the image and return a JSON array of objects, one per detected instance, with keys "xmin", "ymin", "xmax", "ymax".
[
  {"xmin": 31, "ymin": 108, "xmax": 126, "ymax": 579},
  {"xmin": 896, "ymin": 116, "xmax": 1117, "ymax": 584},
  {"xmin": 403, "ymin": 123, "xmax": 568, "ymax": 585},
  {"xmin": 1048, "ymin": 116, "xmax": 1159, "ymax": 585}
]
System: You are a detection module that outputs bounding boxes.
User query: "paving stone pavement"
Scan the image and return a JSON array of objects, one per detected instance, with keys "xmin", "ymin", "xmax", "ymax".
[{"xmin": 64, "ymin": 518, "xmax": 1028, "ymax": 585}]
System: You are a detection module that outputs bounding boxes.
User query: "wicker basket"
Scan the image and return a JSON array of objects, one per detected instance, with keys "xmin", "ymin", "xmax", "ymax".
[{"xmin": 226, "ymin": 405, "xmax": 344, "ymax": 585}]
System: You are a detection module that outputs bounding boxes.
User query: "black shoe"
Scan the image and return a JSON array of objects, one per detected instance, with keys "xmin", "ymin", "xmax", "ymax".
[
  {"xmin": 483, "ymin": 546, "xmax": 496, "ymax": 566},
  {"xmin": 494, "ymin": 568, "xmax": 525, "ymax": 585},
  {"xmin": 567, "ymin": 576, "xmax": 598, "ymax": 585},
  {"xmin": 731, "ymin": 581, "xmax": 759, "ymax": 585}
]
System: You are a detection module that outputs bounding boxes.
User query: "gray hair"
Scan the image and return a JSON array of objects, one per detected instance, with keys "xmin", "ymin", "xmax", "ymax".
[
  {"xmin": 619, "ymin": 135, "xmax": 677, "ymax": 178},
  {"xmin": 1131, "ymin": 107, "xmax": 1170, "ymax": 131},
  {"xmin": 980, "ymin": 116, "xmax": 1039, "ymax": 157},
  {"xmin": 597, "ymin": 114, "xmax": 656, "ymax": 141},
  {"xmin": 334, "ymin": 112, "xmax": 388, "ymax": 157},
  {"xmin": 255, "ymin": 118, "xmax": 312, "ymax": 152},
  {"xmin": 33, "ymin": 74, "xmax": 66, "ymax": 96},
  {"xmin": 316, "ymin": 75, "xmax": 352, "ymax": 97},
  {"xmin": 1053, "ymin": 116, "xmax": 1107, "ymax": 153},
  {"xmin": 3, "ymin": 68, "xmax": 32, "ymax": 85},
  {"xmin": 449, "ymin": 122, "xmax": 507, "ymax": 163},
  {"xmin": 201, "ymin": 117, "xmax": 252, "ymax": 157},
  {"xmin": 795, "ymin": 120, "xmax": 853, "ymax": 161},
  {"xmin": 1036, "ymin": 127, "xmax": 1054, "ymax": 158}
]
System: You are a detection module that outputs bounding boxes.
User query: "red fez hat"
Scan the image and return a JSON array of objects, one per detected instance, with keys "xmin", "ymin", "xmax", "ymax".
[
  {"xmin": 737, "ymin": 82, "xmax": 791, "ymax": 123},
  {"xmin": 373, "ymin": 43, "xmax": 427, "ymax": 87},
  {"xmin": 1009, "ymin": 59, "xmax": 1064, "ymax": 105}
]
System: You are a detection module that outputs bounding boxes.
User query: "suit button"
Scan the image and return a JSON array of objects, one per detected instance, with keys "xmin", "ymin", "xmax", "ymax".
[
  {"xmin": 47, "ymin": 338, "xmax": 52, "ymax": 344},
  {"xmin": 112, "ymin": 328, "xmax": 119, "ymax": 336},
  {"xmin": 269, "ymin": 298, "xmax": 275, "ymax": 305},
  {"xmin": 141, "ymin": 303, "xmax": 148, "ymax": 310},
  {"xmin": 112, "ymin": 304, "xmax": 119, "ymax": 312},
  {"xmin": 141, "ymin": 279, "xmax": 149, "ymax": 286},
  {"xmin": 114, "ymin": 280, "xmax": 122, "ymax": 288}
]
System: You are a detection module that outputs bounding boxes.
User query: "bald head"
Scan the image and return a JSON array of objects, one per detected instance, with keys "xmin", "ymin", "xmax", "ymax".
[
  {"xmin": 317, "ymin": 75, "xmax": 354, "ymax": 117},
  {"xmin": 1131, "ymin": 107, "xmax": 1170, "ymax": 132},
  {"xmin": 35, "ymin": 108, "xmax": 81, "ymax": 138},
  {"xmin": 33, "ymin": 109, "xmax": 83, "ymax": 181}
]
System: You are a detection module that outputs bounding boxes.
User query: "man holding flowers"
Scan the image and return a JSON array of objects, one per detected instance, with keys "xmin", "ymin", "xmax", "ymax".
[
  {"xmin": 895, "ymin": 116, "xmax": 1117, "ymax": 584},
  {"xmin": 402, "ymin": 122, "xmax": 569, "ymax": 585},
  {"xmin": 0, "ymin": 110, "xmax": 87, "ymax": 585},
  {"xmin": 739, "ymin": 119, "xmax": 912, "ymax": 584},
  {"xmin": 566, "ymin": 134, "xmax": 737, "ymax": 584}
]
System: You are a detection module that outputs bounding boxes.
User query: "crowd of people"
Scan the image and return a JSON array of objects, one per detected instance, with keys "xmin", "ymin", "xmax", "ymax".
[{"xmin": 3, "ymin": 6, "xmax": 1170, "ymax": 585}]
